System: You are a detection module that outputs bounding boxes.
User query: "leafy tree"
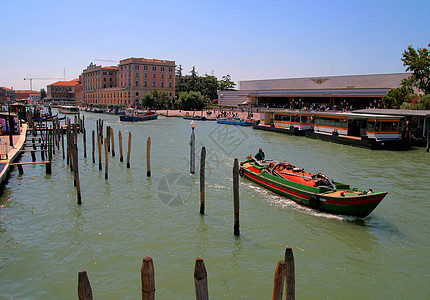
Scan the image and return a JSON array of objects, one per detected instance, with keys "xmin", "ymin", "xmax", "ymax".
[
  {"xmin": 141, "ymin": 93, "xmax": 155, "ymax": 108},
  {"xmin": 382, "ymin": 86, "xmax": 414, "ymax": 109},
  {"xmin": 401, "ymin": 43, "xmax": 430, "ymax": 95},
  {"xmin": 151, "ymin": 89, "xmax": 170, "ymax": 109},
  {"xmin": 400, "ymin": 94, "xmax": 430, "ymax": 110},
  {"xmin": 178, "ymin": 91, "xmax": 205, "ymax": 110},
  {"xmin": 219, "ymin": 75, "xmax": 236, "ymax": 91},
  {"xmin": 201, "ymin": 75, "xmax": 218, "ymax": 101},
  {"xmin": 187, "ymin": 66, "xmax": 200, "ymax": 93},
  {"xmin": 40, "ymin": 88, "xmax": 47, "ymax": 100}
]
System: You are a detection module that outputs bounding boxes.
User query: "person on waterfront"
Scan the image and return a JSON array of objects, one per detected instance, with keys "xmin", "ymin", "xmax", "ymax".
[{"xmin": 255, "ymin": 148, "xmax": 265, "ymax": 160}]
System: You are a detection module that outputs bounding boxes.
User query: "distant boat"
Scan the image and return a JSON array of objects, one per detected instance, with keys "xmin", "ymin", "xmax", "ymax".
[
  {"xmin": 216, "ymin": 117, "xmax": 256, "ymax": 126},
  {"xmin": 120, "ymin": 108, "xmax": 158, "ymax": 122},
  {"xmin": 182, "ymin": 113, "xmax": 206, "ymax": 121},
  {"xmin": 58, "ymin": 106, "xmax": 79, "ymax": 114}
]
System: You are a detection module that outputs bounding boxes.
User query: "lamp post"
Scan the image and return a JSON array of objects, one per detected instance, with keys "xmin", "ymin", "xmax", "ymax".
[{"xmin": 190, "ymin": 120, "xmax": 196, "ymax": 174}]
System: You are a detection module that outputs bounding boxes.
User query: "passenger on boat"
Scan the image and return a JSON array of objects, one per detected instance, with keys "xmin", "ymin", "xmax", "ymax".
[{"xmin": 255, "ymin": 148, "xmax": 265, "ymax": 161}]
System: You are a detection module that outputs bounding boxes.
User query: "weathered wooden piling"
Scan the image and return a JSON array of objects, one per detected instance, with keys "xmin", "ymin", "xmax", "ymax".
[
  {"xmin": 194, "ymin": 258, "xmax": 209, "ymax": 300},
  {"xmin": 106, "ymin": 126, "xmax": 111, "ymax": 153},
  {"xmin": 272, "ymin": 260, "xmax": 286, "ymax": 300},
  {"xmin": 110, "ymin": 127, "xmax": 115, "ymax": 157},
  {"xmin": 146, "ymin": 137, "xmax": 151, "ymax": 177},
  {"xmin": 83, "ymin": 128, "xmax": 87, "ymax": 158},
  {"xmin": 17, "ymin": 164, "xmax": 24, "ymax": 175},
  {"xmin": 119, "ymin": 130, "xmax": 123, "ymax": 162},
  {"xmin": 141, "ymin": 256, "xmax": 155, "ymax": 300},
  {"xmin": 426, "ymin": 130, "xmax": 430, "ymax": 152},
  {"xmin": 127, "ymin": 132, "xmax": 131, "ymax": 168},
  {"xmin": 104, "ymin": 138, "xmax": 108, "ymax": 180},
  {"xmin": 46, "ymin": 130, "xmax": 52, "ymax": 174},
  {"xmin": 31, "ymin": 138, "xmax": 36, "ymax": 162},
  {"xmin": 284, "ymin": 247, "xmax": 295, "ymax": 300},
  {"xmin": 200, "ymin": 147, "xmax": 206, "ymax": 214},
  {"xmin": 233, "ymin": 158, "xmax": 240, "ymax": 236},
  {"xmin": 92, "ymin": 130, "xmax": 95, "ymax": 164},
  {"xmin": 98, "ymin": 135, "xmax": 102, "ymax": 170},
  {"xmin": 78, "ymin": 270, "xmax": 93, "ymax": 300}
]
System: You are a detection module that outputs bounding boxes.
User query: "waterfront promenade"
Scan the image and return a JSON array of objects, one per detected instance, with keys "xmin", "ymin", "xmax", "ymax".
[
  {"xmin": 157, "ymin": 109, "xmax": 261, "ymax": 120},
  {"xmin": 0, "ymin": 124, "xmax": 28, "ymax": 186}
]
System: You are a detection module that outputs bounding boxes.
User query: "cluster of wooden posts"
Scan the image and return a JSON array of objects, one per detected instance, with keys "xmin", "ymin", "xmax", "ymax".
[{"xmin": 78, "ymin": 247, "xmax": 295, "ymax": 300}]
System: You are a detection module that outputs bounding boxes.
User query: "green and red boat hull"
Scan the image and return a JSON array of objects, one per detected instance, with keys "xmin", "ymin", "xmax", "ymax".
[{"xmin": 240, "ymin": 163, "xmax": 387, "ymax": 218}]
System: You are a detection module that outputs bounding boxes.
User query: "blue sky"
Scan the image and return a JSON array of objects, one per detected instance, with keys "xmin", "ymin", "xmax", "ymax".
[{"xmin": 1, "ymin": 0, "xmax": 429, "ymax": 91}]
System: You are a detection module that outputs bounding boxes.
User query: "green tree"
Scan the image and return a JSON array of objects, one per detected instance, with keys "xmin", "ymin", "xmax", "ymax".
[
  {"xmin": 219, "ymin": 75, "xmax": 236, "ymax": 91},
  {"xmin": 187, "ymin": 66, "xmax": 200, "ymax": 92},
  {"xmin": 151, "ymin": 89, "xmax": 170, "ymax": 109},
  {"xmin": 382, "ymin": 86, "xmax": 414, "ymax": 109},
  {"xmin": 40, "ymin": 88, "xmax": 47, "ymax": 100},
  {"xmin": 401, "ymin": 43, "xmax": 430, "ymax": 95},
  {"xmin": 141, "ymin": 93, "xmax": 155, "ymax": 108},
  {"xmin": 201, "ymin": 75, "xmax": 218, "ymax": 101},
  {"xmin": 178, "ymin": 91, "xmax": 205, "ymax": 110},
  {"xmin": 400, "ymin": 94, "xmax": 430, "ymax": 110}
]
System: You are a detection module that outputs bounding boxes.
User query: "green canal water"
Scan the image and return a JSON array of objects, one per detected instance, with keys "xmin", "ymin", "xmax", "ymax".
[{"xmin": 0, "ymin": 111, "xmax": 429, "ymax": 299}]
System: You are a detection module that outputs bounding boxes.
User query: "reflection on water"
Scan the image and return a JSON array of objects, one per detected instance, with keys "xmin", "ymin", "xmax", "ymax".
[{"xmin": 0, "ymin": 112, "xmax": 429, "ymax": 298}]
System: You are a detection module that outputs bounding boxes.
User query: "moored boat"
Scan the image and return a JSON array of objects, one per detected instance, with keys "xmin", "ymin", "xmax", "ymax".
[
  {"xmin": 240, "ymin": 156, "xmax": 387, "ymax": 217},
  {"xmin": 182, "ymin": 113, "xmax": 206, "ymax": 121},
  {"xmin": 58, "ymin": 105, "xmax": 79, "ymax": 114},
  {"xmin": 119, "ymin": 108, "xmax": 158, "ymax": 122},
  {"xmin": 217, "ymin": 117, "xmax": 256, "ymax": 126}
]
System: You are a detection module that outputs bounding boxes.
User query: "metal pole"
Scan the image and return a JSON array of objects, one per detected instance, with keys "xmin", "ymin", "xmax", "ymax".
[{"xmin": 190, "ymin": 128, "xmax": 195, "ymax": 174}]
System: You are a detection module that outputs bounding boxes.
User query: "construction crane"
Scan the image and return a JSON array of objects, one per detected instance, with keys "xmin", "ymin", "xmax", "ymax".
[{"xmin": 23, "ymin": 77, "xmax": 64, "ymax": 90}]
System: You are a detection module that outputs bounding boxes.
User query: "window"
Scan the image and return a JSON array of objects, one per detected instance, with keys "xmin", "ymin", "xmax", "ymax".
[
  {"xmin": 169, "ymin": 81, "xmax": 172, "ymax": 88},
  {"xmin": 152, "ymin": 81, "xmax": 156, "ymax": 87},
  {"xmin": 136, "ymin": 81, "xmax": 139, "ymax": 86},
  {"xmin": 136, "ymin": 92, "xmax": 139, "ymax": 96},
  {"xmin": 152, "ymin": 66, "xmax": 156, "ymax": 71},
  {"xmin": 135, "ymin": 65, "xmax": 139, "ymax": 70},
  {"xmin": 168, "ymin": 67, "xmax": 173, "ymax": 72},
  {"xmin": 161, "ymin": 67, "xmax": 165, "ymax": 72},
  {"xmin": 136, "ymin": 72, "xmax": 139, "ymax": 77},
  {"xmin": 161, "ymin": 81, "xmax": 164, "ymax": 87},
  {"xmin": 144, "ymin": 72, "xmax": 147, "ymax": 78},
  {"xmin": 169, "ymin": 74, "xmax": 172, "ymax": 79},
  {"xmin": 144, "ymin": 80, "xmax": 147, "ymax": 87},
  {"xmin": 144, "ymin": 65, "xmax": 148, "ymax": 70},
  {"xmin": 152, "ymin": 73, "xmax": 156, "ymax": 79},
  {"xmin": 161, "ymin": 73, "xmax": 164, "ymax": 79}
]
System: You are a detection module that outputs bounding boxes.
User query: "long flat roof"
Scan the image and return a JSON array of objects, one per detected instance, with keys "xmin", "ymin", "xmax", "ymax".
[
  {"xmin": 221, "ymin": 88, "xmax": 390, "ymax": 98},
  {"xmin": 353, "ymin": 108, "xmax": 430, "ymax": 117}
]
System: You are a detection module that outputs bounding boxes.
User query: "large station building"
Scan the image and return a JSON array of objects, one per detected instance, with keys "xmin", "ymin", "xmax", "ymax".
[{"xmin": 218, "ymin": 73, "xmax": 411, "ymax": 110}]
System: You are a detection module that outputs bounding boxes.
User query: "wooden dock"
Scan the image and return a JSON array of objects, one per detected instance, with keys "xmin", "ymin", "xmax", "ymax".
[{"xmin": 0, "ymin": 124, "xmax": 28, "ymax": 187}]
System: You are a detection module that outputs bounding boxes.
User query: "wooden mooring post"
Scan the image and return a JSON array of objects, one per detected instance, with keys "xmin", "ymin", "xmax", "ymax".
[
  {"xmin": 272, "ymin": 260, "xmax": 286, "ymax": 300},
  {"xmin": 83, "ymin": 128, "xmax": 87, "ymax": 158},
  {"xmin": 200, "ymin": 147, "xmax": 206, "ymax": 214},
  {"xmin": 104, "ymin": 138, "xmax": 108, "ymax": 180},
  {"xmin": 119, "ymin": 130, "xmax": 123, "ymax": 162},
  {"xmin": 146, "ymin": 137, "xmax": 151, "ymax": 177},
  {"xmin": 141, "ymin": 256, "xmax": 155, "ymax": 300},
  {"xmin": 92, "ymin": 130, "xmax": 95, "ymax": 164},
  {"xmin": 110, "ymin": 127, "xmax": 115, "ymax": 157},
  {"xmin": 127, "ymin": 132, "xmax": 131, "ymax": 168},
  {"xmin": 233, "ymin": 158, "xmax": 240, "ymax": 236},
  {"xmin": 426, "ymin": 130, "xmax": 429, "ymax": 152},
  {"xmin": 31, "ymin": 138, "xmax": 36, "ymax": 162},
  {"xmin": 194, "ymin": 258, "xmax": 209, "ymax": 300},
  {"xmin": 78, "ymin": 270, "xmax": 93, "ymax": 300},
  {"xmin": 98, "ymin": 134, "xmax": 102, "ymax": 170},
  {"xmin": 285, "ymin": 247, "xmax": 295, "ymax": 300}
]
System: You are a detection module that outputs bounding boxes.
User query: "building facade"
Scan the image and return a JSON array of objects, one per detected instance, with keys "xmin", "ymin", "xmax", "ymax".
[
  {"xmin": 219, "ymin": 73, "xmax": 411, "ymax": 109},
  {"xmin": 47, "ymin": 79, "xmax": 82, "ymax": 103},
  {"xmin": 0, "ymin": 87, "xmax": 15, "ymax": 103},
  {"xmin": 81, "ymin": 57, "xmax": 176, "ymax": 106}
]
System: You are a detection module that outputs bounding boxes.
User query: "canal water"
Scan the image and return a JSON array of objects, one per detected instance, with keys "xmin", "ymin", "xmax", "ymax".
[{"xmin": 0, "ymin": 111, "xmax": 429, "ymax": 299}]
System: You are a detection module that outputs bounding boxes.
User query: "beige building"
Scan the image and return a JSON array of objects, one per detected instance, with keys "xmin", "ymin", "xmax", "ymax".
[{"xmin": 219, "ymin": 73, "xmax": 411, "ymax": 109}]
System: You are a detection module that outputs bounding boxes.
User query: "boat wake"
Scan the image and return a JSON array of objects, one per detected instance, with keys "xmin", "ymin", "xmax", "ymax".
[{"xmin": 242, "ymin": 182, "xmax": 352, "ymax": 221}]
